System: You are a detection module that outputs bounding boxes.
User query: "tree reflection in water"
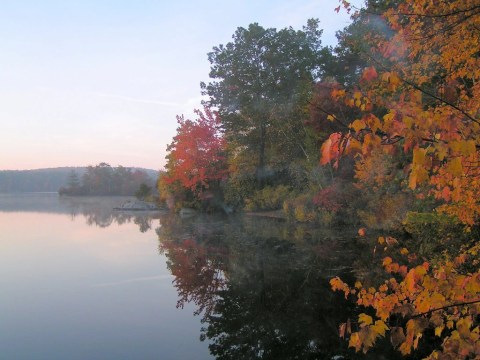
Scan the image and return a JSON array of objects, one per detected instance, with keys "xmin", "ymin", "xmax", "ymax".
[
  {"xmin": 60, "ymin": 196, "xmax": 160, "ymax": 232},
  {"xmin": 157, "ymin": 214, "xmax": 402, "ymax": 360}
]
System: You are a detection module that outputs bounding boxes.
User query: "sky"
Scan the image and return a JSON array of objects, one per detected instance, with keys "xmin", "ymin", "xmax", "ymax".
[{"xmin": 0, "ymin": 0, "xmax": 362, "ymax": 171}]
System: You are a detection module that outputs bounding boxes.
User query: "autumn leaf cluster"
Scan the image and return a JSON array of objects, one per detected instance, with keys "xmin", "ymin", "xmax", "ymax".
[{"xmin": 325, "ymin": 0, "xmax": 480, "ymax": 358}]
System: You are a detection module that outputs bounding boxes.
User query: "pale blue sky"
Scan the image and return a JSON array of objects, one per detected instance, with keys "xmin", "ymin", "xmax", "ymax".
[{"xmin": 0, "ymin": 0, "xmax": 362, "ymax": 170}]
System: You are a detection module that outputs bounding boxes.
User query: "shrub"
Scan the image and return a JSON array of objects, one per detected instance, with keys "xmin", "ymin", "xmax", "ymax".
[
  {"xmin": 403, "ymin": 212, "xmax": 462, "ymax": 242},
  {"xmin": 283, "ymin": 194, "xmax": 316, "ymax": 223},
  {"xmin": 357, "ymin": 192, "xmax": 411, "ymax": 230},
  {"xmin": 402, "ymin": 211, "xmax": 477, "ymax": 258},
  {"xmin": 244, "ymin": 185, "xmax": 293, "ymax": 211}
]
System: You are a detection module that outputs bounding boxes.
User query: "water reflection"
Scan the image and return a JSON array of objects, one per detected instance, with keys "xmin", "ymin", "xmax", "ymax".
[
  {"xmin": 0, "ymin": 197, "xmax": 211, "ymax": 360},
  {"xmin": 0, "ymin": 193, "xmax": 161, "ymax": 232},
  {"xmin": 157, "ymin": 215, "xmax": 403, "ymax": 359},
  {"xmin": 60, "ymin": 196, "xmax": 162, "ymax": 232},
  {"xmin": 0, "ymin": 194, "xmax": 403, "ymax": 358}
]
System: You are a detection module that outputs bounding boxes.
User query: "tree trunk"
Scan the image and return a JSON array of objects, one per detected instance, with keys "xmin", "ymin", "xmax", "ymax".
[{"xmin": 256, "ymin": 121, "xmax": 266, "ymax": 187}]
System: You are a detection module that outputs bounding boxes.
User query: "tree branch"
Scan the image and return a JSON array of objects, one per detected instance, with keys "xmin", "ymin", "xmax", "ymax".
[
  {"xmin": 412, "ymin": 298, "xmax": 480, "ymax": 318},
  {"xmin": 391, "ymin": 5, "xmax": 480, "ymax": 19},
  {"xmin": 363, "ymin": 4, "xmax": 480, "ymax": 19},
  {"xmin": 367, "ymin": 56, "xmax": 480, "ymax": 126}
]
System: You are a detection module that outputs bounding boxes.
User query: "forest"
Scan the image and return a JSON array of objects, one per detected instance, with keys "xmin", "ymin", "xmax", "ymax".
[
  {"xmin": 158, "ymin": 0, "xmax": 479, "ymax": 358},
  {"xmin": 0, "ymin": 167, "xmax": 86, "ymax": 193},
  {"xmin": 59, "ymin": 162, "xmax": 156, "ymax": 196}
]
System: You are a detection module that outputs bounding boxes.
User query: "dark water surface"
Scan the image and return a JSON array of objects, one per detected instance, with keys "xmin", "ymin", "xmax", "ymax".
[{"xmin": 0, "ymin": 194, "xmax": 398, "ymax": 360}]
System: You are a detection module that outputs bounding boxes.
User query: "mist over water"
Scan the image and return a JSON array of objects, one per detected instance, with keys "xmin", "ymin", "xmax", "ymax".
[{"xmin": 0, "ymin": 194, "xmax": 401, "ymax": 359}]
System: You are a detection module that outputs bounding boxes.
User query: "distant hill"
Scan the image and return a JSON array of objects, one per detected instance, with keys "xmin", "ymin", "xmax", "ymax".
[{"xmin": 0, "ymin": 167, "xmax": 159, "ymax": 193}]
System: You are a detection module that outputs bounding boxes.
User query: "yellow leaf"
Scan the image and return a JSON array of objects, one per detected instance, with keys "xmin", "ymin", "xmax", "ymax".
[
  {"xmin": 372, "ymin": 320, "xmax": 389, "ymax": 337},
  {"xmin": 403, "ymin": 116, "xmax": 413, "ymax": 128},
  {"xmin": 348, "ymin": 332, "xmax": 361, "ymax": 352},
  {"xmin": 350, "ymin": 119, "xmax": 365, "ymax": 132},
  {"xmin": 412, "ymin": 148, "xmax": 427, "ymax": 166},
  {"xmin": 446, "ymin": 157, "xmax": 463, "ymax": 177},
  {"xmin": 417, "ymin": 167, "xmax": 429, "ymax": 183},
  {"xmin": 389, "ymin": 72, "xmax": 401, "ymax": 86},
  {"xmin": 436, "ymin": 144, "xmax": 448, "ymax": 161},
  {"xmin": 383, "ymin": 112, "xmax": 395, "ymax": 124},
  {"xmin": 429, "ymin": 292, "xmax": 446, "ymax": 309},
  {"xmin": 358, "ymin": 313, "xmax": 373, "ymax": 326},
  {"xmin": 435, "ymin": 325, "xmax": 444, "ymax": 337},
  {"xmin": 456, "ymin": 317, "xmax": 472, "ymax": 338},
  {"xmin": 327, "ymin": 114, "xmax": 335, "ymax": 121}
]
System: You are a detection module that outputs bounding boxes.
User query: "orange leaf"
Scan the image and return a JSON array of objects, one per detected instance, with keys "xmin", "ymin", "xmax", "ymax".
[
  {"xmin": 383, "ymin": 257, "xmax": 393, "ymax": 266},
  {"xmin": 361, "ymin": 66, "xmax": 378, "ymax": 82}
]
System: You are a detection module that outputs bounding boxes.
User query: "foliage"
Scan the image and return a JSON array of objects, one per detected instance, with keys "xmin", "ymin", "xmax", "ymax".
[
  {"xmin": 158, "ymin": 1, "xmax": 479, "ymax": 355},
  {"xmin": 221, "ymin": 171, "xmax": 256, "ymax": 210},
  {"xmin": 135, "ymin": 183, "xmax": 152, "ymax": 201},
  {"xmin": 162, "ymin": 106, "xmax": 227, "ymax": 209},
  {"xmin": 243, "ymin": 185, "xmax": 293, "ymax": 212},
  {"xmin": 202, "ymin": 20, "xmax": 326, "ymax": 184},
  {"xmin": 283, "ymin": 194, "xmax": 318, "ymax": 223},
  {"xmin": 403, "ymin": 212, "xmax": 463, "ymax": 244},
  {"xmin": 156, "ymin": 215, "xmax": 379, "ymax": 360},
  {"xmin": 313, "ymin": 183, "xmax": 344, "ymax": 212},
  {"xmin": 331, "ymin": 238, "xmax": 480, "ymax": 359},
  {"xmin": 322, "ymin": 0, "xmax": 480, "ymax": 225},
  {"xmin": 324, "ymin": 0, "xmax": 480, "ymax": 357}
]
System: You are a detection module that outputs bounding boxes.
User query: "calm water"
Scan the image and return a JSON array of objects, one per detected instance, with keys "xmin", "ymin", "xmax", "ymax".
[
  {"xmin": 0, "ymin": 194, "xmax": 210, "ymax": 360},
  {"xmin": 0, "ymin": 194, "xmax": 400, "ymax": 360}
]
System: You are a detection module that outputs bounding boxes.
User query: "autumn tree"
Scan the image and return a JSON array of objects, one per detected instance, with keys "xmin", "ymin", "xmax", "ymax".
[
  {"xmin": 323, "ymin": 0, "xmax": 480, "ymax": 224},
  {"xmin": 201, "ymin": 20, "xmax": 326, "ymax": 184},
  {"xmin": 162, "ymin": 106, "xmax": 227, "ymax": 206},
  {"xmin": 323, "ymin": 0, "xmax": 480, "ymax": 358}
]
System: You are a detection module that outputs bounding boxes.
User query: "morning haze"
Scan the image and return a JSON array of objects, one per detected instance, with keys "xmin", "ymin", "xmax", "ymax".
[
  {"xmin": 0, "ymin": 0, "xmax": 355, "ymax": 171},
  {"xmin": 3, "ymin": 0, "xmax": 477, "ymax": 359}
]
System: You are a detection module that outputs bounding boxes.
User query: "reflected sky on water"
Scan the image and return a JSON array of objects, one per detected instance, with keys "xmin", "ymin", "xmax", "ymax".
[
  {"xmin": 0, "ymin": 194, "xmax": 211, "ymax": 360},
  {"xmin": 0, "ymin": 194, "xmax": 401, "ymax": 360}
]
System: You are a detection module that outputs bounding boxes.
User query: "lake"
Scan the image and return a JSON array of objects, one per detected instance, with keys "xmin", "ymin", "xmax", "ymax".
[{"xmin": 0, "ymin": 193, "xmax": 400, "ymax": 359}]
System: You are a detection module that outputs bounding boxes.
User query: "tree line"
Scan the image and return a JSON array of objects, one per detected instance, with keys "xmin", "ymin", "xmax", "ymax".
[
  {"xmin": 0, "ymin": 167, "xmax": 86, "ymax": 193},
  {"xmin": 59, "ymin": 162, "xmax": 156, "ymax": 196}
]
